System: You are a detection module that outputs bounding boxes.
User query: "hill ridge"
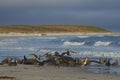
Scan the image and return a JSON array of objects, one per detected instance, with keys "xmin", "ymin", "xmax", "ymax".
[{"xmin": 0, "ymin": 25, "xmax": 111, "ymax": 33}]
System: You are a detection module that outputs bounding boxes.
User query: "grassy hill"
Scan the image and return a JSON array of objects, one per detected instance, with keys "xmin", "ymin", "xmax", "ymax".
[{"xmin": 0, "ymin": 25, "xmax": 110, "ymax": 33}]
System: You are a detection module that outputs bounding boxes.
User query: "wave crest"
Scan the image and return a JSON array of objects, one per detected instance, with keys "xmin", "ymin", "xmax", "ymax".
[
  {"xmin": 77, "ymin": 51, "xmax": 120, "ymax": 58},
  {"xmin": 36, "ymin": 36, "xmax": 57, "ymax": 40},
  {"xmin": 94, "ymin": 41, "xmax": 112, "ymax": 46},
  {"xmin": 77, "ymin": 36, "xmax": 89, "ymax": 38},
  {"xmin": 63, "ymin": 41, "xmax": 85, "ymax": 46}
]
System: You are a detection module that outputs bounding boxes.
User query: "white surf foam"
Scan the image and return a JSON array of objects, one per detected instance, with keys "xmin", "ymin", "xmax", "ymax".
[
  {"xmin": 77, "ymin": 36, "xmax": 90, "ymax": 38},
  {"xmin": 94, "ymin": 41, "xmax": 112, "ymax": 46},
  {"xmin": 63, "ymin": 41, "xmax": 86, "ymax": 46},
  {"xmin": 36, "ymin": 36, "xmax": 57, "ymax": 40},
  {"xmin": 77, "ymin": 51, "xmax": 120, "ymax": 58},
  {"xmin": 0, "ymin": 41, "xmax": 18, "ymax": 46},
  {"xmin": 96, "ymin": 35, "xmax": 105, "ymax": 37},
  {"xmin": 0, "ymin": 38, "xmax": 19, "ymax": 47}
]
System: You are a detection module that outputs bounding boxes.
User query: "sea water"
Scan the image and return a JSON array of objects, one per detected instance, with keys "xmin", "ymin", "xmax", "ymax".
[{"xmin": 0, "ymin": 35, "xmax": 120, "ymax": 74}]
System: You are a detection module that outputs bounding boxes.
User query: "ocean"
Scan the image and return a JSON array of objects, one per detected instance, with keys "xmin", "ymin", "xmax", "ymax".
[{"xmin": 0, "ymin": 34, "xmax": 120, "ymax": 74}]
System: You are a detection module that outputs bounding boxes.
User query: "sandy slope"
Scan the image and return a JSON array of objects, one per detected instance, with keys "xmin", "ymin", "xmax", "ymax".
[{"xmin": 0, "ymin": 64, "xmax": 120, "ymax": 80}]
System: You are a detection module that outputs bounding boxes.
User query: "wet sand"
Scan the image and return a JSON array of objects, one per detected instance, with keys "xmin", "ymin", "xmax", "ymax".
[{"xmin": 0, "ymin": 64, "xmax": 120, "ymax": 80}]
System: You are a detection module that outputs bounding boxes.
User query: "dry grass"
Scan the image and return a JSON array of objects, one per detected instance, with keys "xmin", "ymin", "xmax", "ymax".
[{"xmin": 0, "ymin": 25, "xmax": 110, "ymax": 33}]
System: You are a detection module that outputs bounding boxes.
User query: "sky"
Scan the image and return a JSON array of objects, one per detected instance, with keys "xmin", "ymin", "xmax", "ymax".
[{"xmin": 0, "ymin": 0, "xmax": 120, "ymax": 32}]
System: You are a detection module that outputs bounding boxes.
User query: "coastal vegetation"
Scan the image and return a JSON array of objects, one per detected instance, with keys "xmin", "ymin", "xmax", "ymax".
[{"xmin": 0, "ymin": 25, "xmax": 110, "ymax": 33}]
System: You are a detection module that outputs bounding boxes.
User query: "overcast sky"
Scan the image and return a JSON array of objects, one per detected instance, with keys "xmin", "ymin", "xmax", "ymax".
[{"xmin": 0, "ymin": 0, "xmax": 120, "ymax": 32}]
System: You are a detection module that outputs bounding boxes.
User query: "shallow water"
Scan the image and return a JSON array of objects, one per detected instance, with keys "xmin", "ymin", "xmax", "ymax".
[{"xmin": 0, "ymin": 35, "xmax": 120, "ymax": 74}]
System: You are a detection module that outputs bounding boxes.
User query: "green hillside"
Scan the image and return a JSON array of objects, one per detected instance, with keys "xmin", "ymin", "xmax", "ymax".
[{"xmin": 0, "ymin": 25, "xmax": 111, "ymax": 33}]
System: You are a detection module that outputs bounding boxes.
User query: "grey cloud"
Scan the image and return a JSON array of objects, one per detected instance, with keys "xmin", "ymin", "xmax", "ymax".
[
  {"xmin": 0, "ymin": 0, "xmax": 85, "ymax": 7},
  {"xmin": 0, "ymin": 8, "xmax": 119, "ymax": 24},
  {"xmin": 0, "ymin": 0, "xmax": 120, "ymax": 31},
  {"xmin": 0, "ymin": 0, "xmax": 120, "ymax": 9}
]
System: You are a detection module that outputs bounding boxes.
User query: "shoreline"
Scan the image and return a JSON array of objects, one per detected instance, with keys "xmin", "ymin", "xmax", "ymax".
[
  {"xmin": 0, "ymin": 32, "xmax": 119, "ymax": 37},
  {"xmin": 0, "ymin": 64, "xmax": 120, "ymax": 80}
]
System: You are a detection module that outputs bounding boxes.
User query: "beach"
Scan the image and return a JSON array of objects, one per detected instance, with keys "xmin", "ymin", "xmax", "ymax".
[
  {"xmin": 0, "ymin": 64, "xmax": 120, "ymax": 80},
  {"xmin": 0, "ymin": 33, "xmax": 120, "ymax": 80},
  {"xmin": 0, "ymin": 32, "xmax": 116, "ymax": 37}
]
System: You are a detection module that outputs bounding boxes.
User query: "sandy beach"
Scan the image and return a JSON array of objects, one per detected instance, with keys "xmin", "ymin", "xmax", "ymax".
[
  {"xmin": 0, "ymin": 32, "xmax": 120, "ymax": 80},
  {"xmin": 0, "ymin": 64, "xmax": 120, "ymax": 80},
  {"xmin": 0, "ymin": 32, "xmax": 117, "ymax": 37}
]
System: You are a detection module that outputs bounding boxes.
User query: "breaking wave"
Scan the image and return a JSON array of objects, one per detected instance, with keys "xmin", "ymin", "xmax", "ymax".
[
  {"xmin": 0, "ymin": 41, "xmax": 18, "ymax": 46},
  {"xmin": 63, "ymin": 41, "xmax": 86, "ymax": 46},
  {"xmin": 94, "ymin": 41, "xmax": 112, "ymax": 46},
  {"xmin": 77, "ymin": 35, "xmax": 90, "ymax": 38},
  {"xmin": 35, "ymin": 36, "xmax": 57, "ymax": 40},
  {"xmin": 77, "ymin": 51, "xmax": 120, "ymax": 58}
]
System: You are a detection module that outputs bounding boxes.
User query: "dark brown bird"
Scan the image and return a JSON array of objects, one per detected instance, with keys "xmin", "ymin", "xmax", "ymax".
[
  {"xmin": 105, "ymin": 59, "xmax": 111, "ymax": 66},
  {"xmin": 8, "ymin": 59, "xmax": 17, "ymax": 66},
  {"xmin": 29, "ymin": 53, "xmax": 40, "ymax": 61},
  {"xmin": 111, "ymin": 59, "xmax": 118, "ymax": 66}
]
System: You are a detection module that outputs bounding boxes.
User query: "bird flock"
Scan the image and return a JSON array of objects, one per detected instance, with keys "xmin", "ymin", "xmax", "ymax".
[{"xmin": 0, "ymin": 50, "xmax": 118, "ymax": 67}]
